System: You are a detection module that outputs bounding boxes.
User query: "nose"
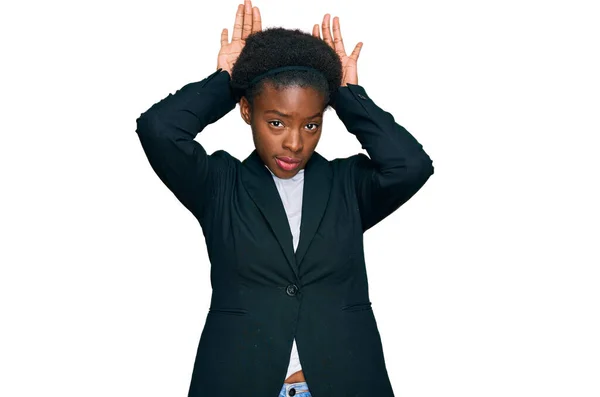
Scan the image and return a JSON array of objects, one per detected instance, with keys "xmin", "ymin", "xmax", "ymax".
[{"xmin": 282, "ymin": 129, "xmax": 303, "ymax": 153}]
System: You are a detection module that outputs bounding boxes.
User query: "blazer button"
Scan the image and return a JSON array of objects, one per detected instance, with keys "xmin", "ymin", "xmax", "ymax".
[{"xmin": 286, "ymin": 284, "xmax": 299, "ymax": 296}]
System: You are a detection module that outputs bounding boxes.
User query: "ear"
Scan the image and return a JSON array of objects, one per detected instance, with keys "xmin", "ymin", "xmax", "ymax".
[{"xmin": 239, "ymin": 96, "xmax": 252, "ymax": 125}]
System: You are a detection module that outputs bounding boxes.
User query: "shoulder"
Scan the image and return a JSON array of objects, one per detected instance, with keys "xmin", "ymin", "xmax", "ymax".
[
  {"xmin": 328, "ymin": 153, "xmax": 371, "ymax": 173},
  {"xmin": 205, "ymin": 150, "xmax": 242, "ymax": 181},
  {"xmin": 313, "ymin": 151, "xmax": 367, "ymax": 166},
  {"xmin": 322, "ymin": 153, "xmax": 373, "ymax": 190},
  {"xmin": 209, "ymin": 149, "xmax": 242, "ymax": 165}
]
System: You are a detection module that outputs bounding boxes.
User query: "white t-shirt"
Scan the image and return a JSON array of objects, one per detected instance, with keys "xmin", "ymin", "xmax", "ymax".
[{"xmin": 267, "ymin": 165, "xmax": 304, "ymax": 380}]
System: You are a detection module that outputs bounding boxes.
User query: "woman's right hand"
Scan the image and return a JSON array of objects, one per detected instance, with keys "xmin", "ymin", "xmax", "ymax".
[{"xmin": 217, "ymin": 0, "xmax": 262, "ymax": 76}]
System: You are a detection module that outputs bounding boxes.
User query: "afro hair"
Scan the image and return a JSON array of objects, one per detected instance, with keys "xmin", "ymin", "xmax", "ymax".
[{"xmin": 230, "ymin": 27, "xmax": 343, "ymax": 107}]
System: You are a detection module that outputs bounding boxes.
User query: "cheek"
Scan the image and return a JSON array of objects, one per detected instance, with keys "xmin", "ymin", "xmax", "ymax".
[{"xmin": 252, "ymin": 126, "xmax": 279, "ymax": 151}]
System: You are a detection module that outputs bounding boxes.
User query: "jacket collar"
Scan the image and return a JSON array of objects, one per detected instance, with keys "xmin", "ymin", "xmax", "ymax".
[{"xmin": 241, "ymin": 149, "xmax": 332, "ymax": 279}]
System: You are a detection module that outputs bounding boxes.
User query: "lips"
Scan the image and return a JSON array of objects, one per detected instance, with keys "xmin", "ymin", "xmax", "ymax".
[
  {"xmin": 277, "ymin": 156, "xmax": 301, "ymax": 164},
  {"xmin": 275, "ymin": 156, "xmax": 301, "ymax": 171}
]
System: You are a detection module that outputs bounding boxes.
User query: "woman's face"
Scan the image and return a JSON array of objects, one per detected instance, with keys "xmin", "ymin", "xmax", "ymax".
[{"xmin": 240, "ymin": 83, "xmax": 326, "ymax": 179}]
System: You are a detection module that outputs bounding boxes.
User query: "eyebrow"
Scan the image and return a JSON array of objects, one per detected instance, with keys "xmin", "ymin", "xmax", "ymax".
[{"xmin": 264, "ymin": 109, "xmax": 323, "ymax": 119}]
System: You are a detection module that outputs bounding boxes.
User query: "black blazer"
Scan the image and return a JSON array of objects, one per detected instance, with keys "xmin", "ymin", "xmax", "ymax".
[{"xmin": 135, "ymin": 69, "xmax": 434, "ymax": 397}]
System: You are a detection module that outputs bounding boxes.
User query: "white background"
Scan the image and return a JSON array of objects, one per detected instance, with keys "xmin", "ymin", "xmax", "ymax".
[{"xmin": 1, "ymin": 0, "xmax": 599, "ymax": 396}]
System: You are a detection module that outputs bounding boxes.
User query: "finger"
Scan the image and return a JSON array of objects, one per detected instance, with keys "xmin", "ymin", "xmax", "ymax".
[
  {"xmin": 312, "ymin": 24, "xmax": 320, "ymax": 39},
  {"xmin": 221, "ymin": 28, "xmax": 229, "ymax": 47},
  {"xmin": 252, "ymin": 7, "xmax": 262, "ymax": 33},
  {"xmin": 242, "ymin": 0, "xmax": 253, "ymax": 40},
  {"xmin": 321, "ymin": 14, "xmax": 334, "ymax": 48},
  {"xmin": 332, "ymin": 17, "xmax": 347, "ymax": 56},
  {"xmin": 232, "ymin": 4, "xmax": 244, "ymax": 42},
  {"xmin": 349, "ymin": 42, "xmax": 363, "ymax": 61}
]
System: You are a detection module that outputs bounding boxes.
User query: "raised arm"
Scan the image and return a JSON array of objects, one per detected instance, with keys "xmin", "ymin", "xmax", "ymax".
[
  {"xmin": 135, "ymin": 0, "xmax": 262, "ymax": 222},
  {"xmin": 334, "ymin": 84, "xmax": 434, "ymax": 232},
  {"xmin": 314, "ymin": 14, "xmax": 434, "ymax": 232},
  {"xmin": 135, "ymin": 70, "xmax": 236, "ymax": 221}
]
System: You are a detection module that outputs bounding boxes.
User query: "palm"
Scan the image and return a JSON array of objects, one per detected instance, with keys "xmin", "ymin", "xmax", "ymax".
[
  {"xmin": 340, "ymin": 53, "xmax": 358, "ymax": 87},
  {"xmin": 218, "ymin": 40, "xmax": 245, "ymax": 74},
  {"xmin": 217, "ymin": 0, "xmax": 262, "ymax": 76},
  {"xmin": 312, "ymin": 14, "xmax": 362, "ymax": 86}
]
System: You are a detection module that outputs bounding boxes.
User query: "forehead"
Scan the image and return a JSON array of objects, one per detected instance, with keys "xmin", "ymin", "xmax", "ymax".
[{"xmin": 253, "ymin": 83, "xmax": 325, "ymax": 116}]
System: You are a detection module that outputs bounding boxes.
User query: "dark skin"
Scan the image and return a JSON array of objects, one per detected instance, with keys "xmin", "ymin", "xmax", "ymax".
[
  {"xmin": 239, "ymin": 84, "xmax": 326, "ymax": 179},
  {"xmin": 217, "ymin": 0, "xmax": 363, "ymax": 383}
]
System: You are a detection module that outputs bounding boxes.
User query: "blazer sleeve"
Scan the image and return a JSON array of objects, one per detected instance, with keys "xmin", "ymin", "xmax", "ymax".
[
  {"xmin": 135, "ymin": 69, "xmax": 237, "ymax": 223},
  {"xmin": 333, "ymin": 83, "xmax": 434, "ymax": 232}
]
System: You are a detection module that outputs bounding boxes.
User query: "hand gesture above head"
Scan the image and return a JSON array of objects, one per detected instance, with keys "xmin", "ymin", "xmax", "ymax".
[
  {"xmin": 312, "ymin": 14, "xmax": 363, "ymax": 87},
  {"xmin": 217, "ymin": 0, "xmax": 262, "ymax": 76}
]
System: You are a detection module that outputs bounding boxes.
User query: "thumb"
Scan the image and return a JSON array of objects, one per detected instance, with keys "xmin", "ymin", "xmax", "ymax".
[{"xmin": 349, "ymin": 42, "xmax": 363, "ymax": 61}]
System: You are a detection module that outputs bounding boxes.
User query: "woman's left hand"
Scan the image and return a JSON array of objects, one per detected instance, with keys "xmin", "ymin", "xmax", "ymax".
[{"xmin": 312, "ymin": 14, "xmax": 363, "ymax": 87}]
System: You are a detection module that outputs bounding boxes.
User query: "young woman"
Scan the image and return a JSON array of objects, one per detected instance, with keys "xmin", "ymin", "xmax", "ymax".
[{"xmin": 135, "ymin": 1, "xmax": 434, "ymax": 396}]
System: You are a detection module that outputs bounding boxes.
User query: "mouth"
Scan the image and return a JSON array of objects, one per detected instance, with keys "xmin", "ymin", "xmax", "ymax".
[{"xmin": 275, "ymin": 156, "xmax": 301, "ymax": 172}]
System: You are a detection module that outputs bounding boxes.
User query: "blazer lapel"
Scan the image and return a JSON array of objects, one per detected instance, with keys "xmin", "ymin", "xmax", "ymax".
[
  {"xmin": 242, "ymin": 150, "xmax": 298, "ymax": 278},
  {"xmin": 295, "ymin": 151, "xmax": 332, "ymax": 267},
  {"xmin": 241, "ymin": 150, "xmax": 333, "ymax": 277}
]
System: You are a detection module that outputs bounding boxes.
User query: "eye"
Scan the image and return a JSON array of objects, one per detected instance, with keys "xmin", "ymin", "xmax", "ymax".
[
  {"xmin": 305, "ymin": 123, "xmax": 319, "ymax": 131},
  {"xmin": 268, "ymin": 120, "xmax": 284, "ymax": 128}
]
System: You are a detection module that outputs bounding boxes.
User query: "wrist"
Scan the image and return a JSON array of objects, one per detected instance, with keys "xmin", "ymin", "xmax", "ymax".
[{"xmin": 218, "ymin": 64, "xmax": 232, "ymax": 75}]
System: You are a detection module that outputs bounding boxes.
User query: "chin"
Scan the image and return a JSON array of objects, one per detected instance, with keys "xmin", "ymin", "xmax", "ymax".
[
  {"xmin": 277, "ymin": 166, "xmax": 302, "ymax": 178},
  {"xmin": 275, "ymin": 170, "xmax": 297, "ymax": 179}
]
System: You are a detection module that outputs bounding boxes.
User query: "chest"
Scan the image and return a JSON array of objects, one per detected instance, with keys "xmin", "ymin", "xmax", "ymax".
[{"xmin": 208, "ymin": 176, "xmax": 364, "ymax": 285}]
